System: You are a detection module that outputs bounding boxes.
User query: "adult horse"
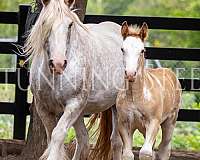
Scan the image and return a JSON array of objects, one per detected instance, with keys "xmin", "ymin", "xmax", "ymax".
[
  {"xmin": 25, "ymin": 0, "xmax": 124, "ymax": 159},
  {"xmin": 93, "ymin": 22, "xmax": 182, "ymax": 160}
]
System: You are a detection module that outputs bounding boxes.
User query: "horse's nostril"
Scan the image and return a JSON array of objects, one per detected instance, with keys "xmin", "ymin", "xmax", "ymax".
[
  {"xmin": 63, "ymin": 60, "xmax": 67, "ymax": 69},
  {"xmin": 49, "ymin": 59, "xmax": 54, "ymax": 68}
]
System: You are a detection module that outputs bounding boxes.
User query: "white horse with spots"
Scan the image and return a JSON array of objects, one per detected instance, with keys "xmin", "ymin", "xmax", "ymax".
[
  {"xmin": 91, "ymin": 22, "xmax": 182, "ymax": 160},
  {"xmin": 25, "ymin": 0, "xmax": 124, "ymax": 160}
]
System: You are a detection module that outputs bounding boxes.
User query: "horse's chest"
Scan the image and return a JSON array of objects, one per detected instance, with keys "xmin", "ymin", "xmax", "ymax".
[{"xmin": 35, "ymin": 89, "xmax": 64, "ymax": 113}]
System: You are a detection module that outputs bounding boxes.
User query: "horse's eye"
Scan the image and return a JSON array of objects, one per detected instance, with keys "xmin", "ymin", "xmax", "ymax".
[
  {"xmin": 141, "ymin": 49, "xmax": 145, "ymax": 53},
  {"xmin": 69, "ymin": 22, "xmax": 73, "ymax": 28},
  {"xmin": 47, "ymin": 48, "xmax": 50, "ymax": 55},
  {"xmin": 121, "ymin": 48, "xmax": 125, "ymax": 53}
]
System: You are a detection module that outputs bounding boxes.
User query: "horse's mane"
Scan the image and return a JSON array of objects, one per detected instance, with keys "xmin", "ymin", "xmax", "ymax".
[{"xmin": 24, "ymin": 0, "xmax": 86, "ymax": 58}]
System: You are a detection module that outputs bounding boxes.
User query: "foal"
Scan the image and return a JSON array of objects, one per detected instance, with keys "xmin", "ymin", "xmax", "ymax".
[{"xmin": 116, "ymin": 22, "xmax": 182, "ymax": 160}]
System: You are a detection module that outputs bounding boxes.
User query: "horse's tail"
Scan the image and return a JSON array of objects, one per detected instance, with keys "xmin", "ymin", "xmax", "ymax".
[{"xmin": 88, "ymin": 108, "xmax": 113, "ymax": 160}]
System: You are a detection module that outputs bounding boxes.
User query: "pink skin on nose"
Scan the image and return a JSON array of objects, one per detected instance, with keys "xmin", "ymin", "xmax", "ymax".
[
  {"xmin": 125, "ymin": 71, "xmax": 136, "ymax": 82},
  {"xmin": 50, "ymin": 55, "xmax": 67, "ymax": 75}
]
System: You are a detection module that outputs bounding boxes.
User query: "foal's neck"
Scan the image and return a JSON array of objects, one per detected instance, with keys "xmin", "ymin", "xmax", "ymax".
[{"xmin": 129, "ymin": 57, "xmax": 146, "ymax": 103}]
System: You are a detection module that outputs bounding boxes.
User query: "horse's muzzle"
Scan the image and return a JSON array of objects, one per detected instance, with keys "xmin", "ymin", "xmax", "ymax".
[{"xmin": 49, "ymin": 59, "xmax": 67, "ymax": 75}]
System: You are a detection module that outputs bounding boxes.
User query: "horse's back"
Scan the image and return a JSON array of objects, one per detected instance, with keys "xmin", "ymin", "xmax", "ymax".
[
  {"xmin": 85, "ymin": 21, "xmax": 122, "ymax": 45},
  {"xmin": 85, "ymin": 21, "xmax": 121, "ymax": 35}
]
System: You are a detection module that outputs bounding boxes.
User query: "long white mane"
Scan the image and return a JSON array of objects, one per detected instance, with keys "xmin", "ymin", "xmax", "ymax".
[{"xmin": 24, "ymin": 0, "xmax": 86, "ymax": 58}]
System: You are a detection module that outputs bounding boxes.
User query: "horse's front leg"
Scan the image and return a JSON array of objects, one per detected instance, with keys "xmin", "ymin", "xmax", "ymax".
[
  {"xmin": 35, "ymin": 101, "xmax": 57, "ymax": 144},
  {"xmin": 40, "ymin": 98, "xmax": 86, "ymax": 160},
  {"xmin": 72, "ymin": 116, "xmax": 89, "ymax": 160}
]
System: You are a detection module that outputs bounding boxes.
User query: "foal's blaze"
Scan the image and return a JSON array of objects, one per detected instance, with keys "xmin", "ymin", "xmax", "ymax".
[{"xmin": 121, "ymin": 22, "xmax": 148, "ymax": 81}]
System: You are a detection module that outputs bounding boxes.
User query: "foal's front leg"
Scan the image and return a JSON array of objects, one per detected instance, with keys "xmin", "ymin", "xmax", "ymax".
[
  {"xmin": 139, "ymin": 119, "xmax": 160, "ymax": 160},
  {"xmin": 110, "ymin": 105, "xmax": 123, "ymax": 160},
  {"xmin": 72, "ymin": 116, "xmax": 89, "ymax": 160},
  {"xmin": 40, "ymin": 98, "xmax": 86, "ymax": 160}
]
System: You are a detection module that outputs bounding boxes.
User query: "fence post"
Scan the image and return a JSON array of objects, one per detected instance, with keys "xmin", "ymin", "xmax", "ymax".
[{"xmin": 13, "ymin": 5, "xmax": 31, "ymax": 140}]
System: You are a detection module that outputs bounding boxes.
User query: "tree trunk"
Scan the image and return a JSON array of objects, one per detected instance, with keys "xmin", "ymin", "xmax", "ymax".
[
  {"xmin": 35, "ymin": 0, "xmax": 88, "ymax": 22},
  {"xmin": 35, "ymin": 0, "xmax": 43, "ymax": 12},
  {"xmin": 72, "ymin": 0, "xmax": 88, "ymax": 22},
  {"xmin": 18, "ymin": 101, "xmax": 47, "ymax": 160}
]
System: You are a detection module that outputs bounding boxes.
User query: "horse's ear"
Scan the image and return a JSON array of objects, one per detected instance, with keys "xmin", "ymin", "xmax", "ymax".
[
  {"xmin": 139, "ymin": 22, "xmax": 148, "ymax": 41},
  {"xmin": 65, "ymin": 0, "xmax": 75, "ymax": 7},
  {"xmin": 41, "ymin": 0, "xmax": 50, "ymax": 6},
  {"xmin": 121, "ymin": 21, "xmax": 129, "ymax": 39}
]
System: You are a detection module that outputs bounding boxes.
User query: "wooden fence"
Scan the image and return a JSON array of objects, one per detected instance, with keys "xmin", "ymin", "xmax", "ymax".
[{"xmin": 0, "ymin": 5, "xmax": 199, "ymax": 140}]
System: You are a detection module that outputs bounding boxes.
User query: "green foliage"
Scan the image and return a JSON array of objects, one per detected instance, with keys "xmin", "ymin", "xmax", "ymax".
[
  {"xmin": 0, "ymin": 115, "xmax": 13, "ymax": 139},
  {"xmin": 65, "ymin": 128, "xmax": 75, "ymax": 143},
  {"xmin": 0, "ymin": 0, "xmax": 31, "ymax": 38},
  {"xmin": 0, "ymin": 0, "xmax": 31, "ymax": 11}
]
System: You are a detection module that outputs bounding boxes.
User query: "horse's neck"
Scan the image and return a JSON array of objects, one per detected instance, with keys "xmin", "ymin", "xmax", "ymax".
[{"xmin": 69, "ymin": 25, "xmax": 91, "ymax": 64}]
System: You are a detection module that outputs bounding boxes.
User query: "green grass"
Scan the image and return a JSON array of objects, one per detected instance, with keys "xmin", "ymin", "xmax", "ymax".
[{"xmin": 64, "ymin": 121, "xmax": 200, "ymax": 151}]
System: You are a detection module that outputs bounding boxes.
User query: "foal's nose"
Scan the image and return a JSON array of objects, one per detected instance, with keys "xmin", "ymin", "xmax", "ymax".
[
  {"xmin": 49, "ymin": 59, "xmax": 67, "ymax": 74},
  {"xmin": 125, "ymin": 71, "xmax": 136, "ymax": 82}
]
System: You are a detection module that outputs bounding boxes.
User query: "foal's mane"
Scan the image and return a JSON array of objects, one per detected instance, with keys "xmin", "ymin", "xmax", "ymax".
[
  {"xmin": 128, "ymin": 25, "xmax": 141, "ymax": 37},
  {"xmin": 24, "ymin": 0, "xmax": 86, "ymax": 58}
]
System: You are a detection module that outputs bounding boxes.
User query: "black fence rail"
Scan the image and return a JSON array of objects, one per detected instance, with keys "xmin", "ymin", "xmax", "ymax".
[
  {"xmin": 0, "ymin": 5, "xmax": 30, "ymax": 140},
  {"xmin": 0, "ymin": 5, "xmax": 199, "ymax": 140}
]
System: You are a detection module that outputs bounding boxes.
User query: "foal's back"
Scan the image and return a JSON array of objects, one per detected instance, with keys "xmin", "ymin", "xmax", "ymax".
[{"xmin": 144, "ymin": 68, "xmax": 181, "ymax": 121}]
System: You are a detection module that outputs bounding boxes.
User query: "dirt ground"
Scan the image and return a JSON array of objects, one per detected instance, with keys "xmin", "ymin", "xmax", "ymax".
[{"xmin": 0, "ymin": 139, "xmax": 199, "ymax": 160}]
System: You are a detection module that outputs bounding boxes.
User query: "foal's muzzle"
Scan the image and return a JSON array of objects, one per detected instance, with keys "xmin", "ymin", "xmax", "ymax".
[
  {"xmin": 125, "ymin": 70, "xmax": 136, "ymax": 82},
  {"xmin": 49, "ymin": 59, "xmax": 67, "ymax": 75}
]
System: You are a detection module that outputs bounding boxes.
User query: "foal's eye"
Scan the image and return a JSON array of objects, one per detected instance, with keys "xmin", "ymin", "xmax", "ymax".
[{"xmin": 121, "ymin": 48, "xmax": 125, "ymax": 53}]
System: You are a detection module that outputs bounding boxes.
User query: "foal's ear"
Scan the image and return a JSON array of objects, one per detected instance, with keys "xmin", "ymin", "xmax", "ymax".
[
  {"xmin": 41, "ymin": 0, "xmax": 50, "ymax": 6},
  {"xmin": 65, "ymin": 0, "xmax": 75, "ymax": 7},
  {"xmin": 139, "ymin": 22, "xmax": 148, "ymax": 41},
  {"xmin": 121, "ymin": 21, "xmax": 129, "ymax": 39}
]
